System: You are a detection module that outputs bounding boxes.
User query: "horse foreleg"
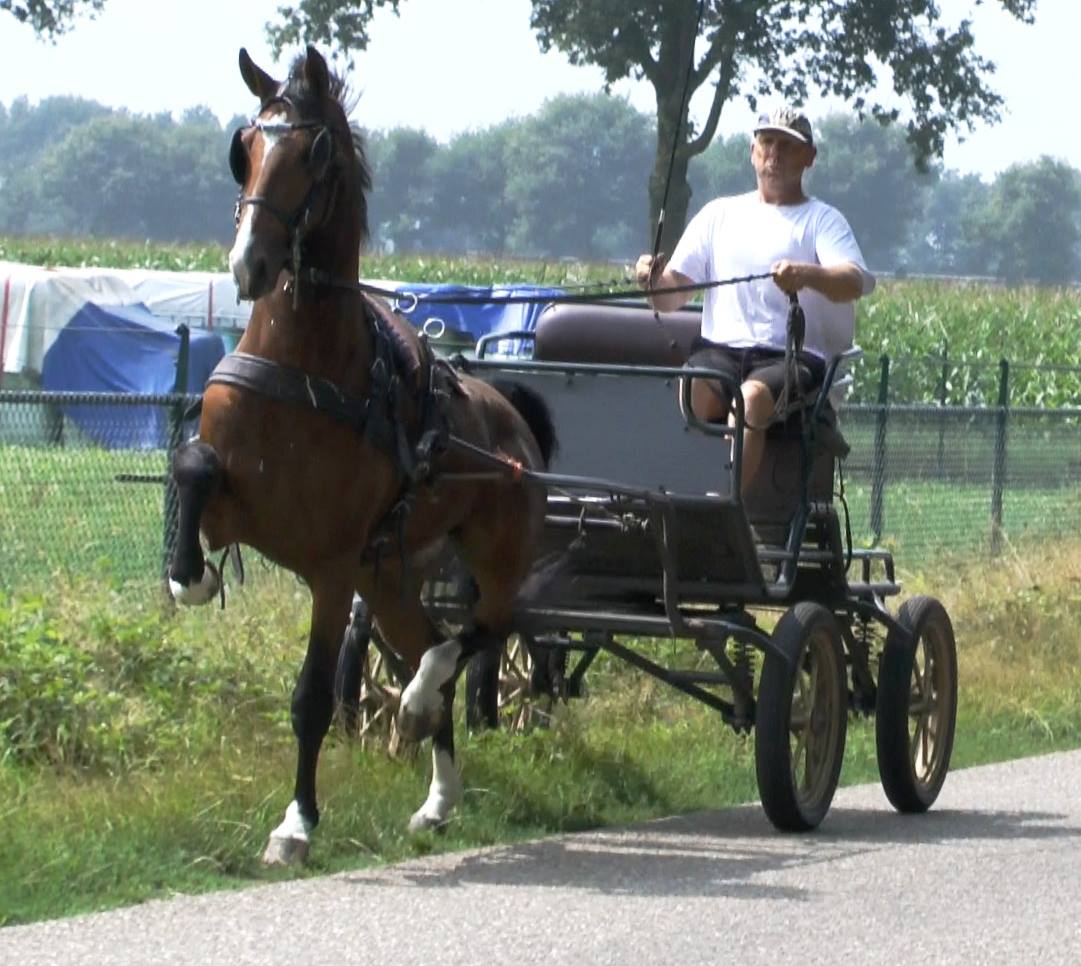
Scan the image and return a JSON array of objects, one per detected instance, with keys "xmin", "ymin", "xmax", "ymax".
[
  {"xmin": 263, "ymin": 572, "xmax": 353, "ymax": 866},
  {"xmin": 167, "ymin": 440, "xmax": 222, "ymax": 606}
]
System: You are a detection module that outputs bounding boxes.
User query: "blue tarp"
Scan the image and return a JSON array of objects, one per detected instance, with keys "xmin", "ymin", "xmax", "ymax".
[
  {"xmin": 41, "ymin": 301, "xmax": 225, "ymax": 449},
  {"xmin": 393, "ymin": 282, "xmax": 563, "ymax": 351}
]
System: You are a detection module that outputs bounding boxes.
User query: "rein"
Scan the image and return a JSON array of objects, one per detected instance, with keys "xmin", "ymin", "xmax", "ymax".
[{"xmin": 302, "ymin": 267, "xmax": 775, "ymax": 311}]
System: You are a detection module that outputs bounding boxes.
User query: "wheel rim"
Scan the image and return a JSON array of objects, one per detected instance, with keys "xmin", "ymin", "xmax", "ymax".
[
  {"xmin": 499, "ymin": 635, "xmax": 551, "ymax": 731},
  {"xmin": 357, "ymin": 650, "xmax": 408, "ymax": 752},
  {"xmin": 908, "ymin": 622, "xmax": 951, "ymax": 787},
  {"xmin": 788, "ymin": 627, "xmax": 843, "ymax": 810}
]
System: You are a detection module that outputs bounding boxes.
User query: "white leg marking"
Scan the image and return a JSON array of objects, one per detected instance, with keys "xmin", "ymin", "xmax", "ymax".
[
  {"xmin": 269, "ymin": 800, "xmax": 313, "ymax": 843},
  {"xmin": 409, "ymin": 748, "xmax": 463, "ymax": 832},
  {"xmin": 168, "ymin": 562, "xmax": 219, "ymax": 606},
  {"xmin": 262, "ymin": 799, "xmax": 314, "ymax": 866},
  {"xmin": 400, "ymin": 639, "xmax": 462, "ymax": 722}
]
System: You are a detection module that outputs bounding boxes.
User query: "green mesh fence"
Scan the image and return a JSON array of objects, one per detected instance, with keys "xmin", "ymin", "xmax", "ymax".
[
  {"xmin": 2, "ymin": 364, "xmax": 1079, "ymax": 590},
  {"xmin": 0, "ymin": 391, "xmax": 197, "ymax": 587},
  {"xmin": 838, "ymin": 405, "xmax": 1081, "ymax": 566}
]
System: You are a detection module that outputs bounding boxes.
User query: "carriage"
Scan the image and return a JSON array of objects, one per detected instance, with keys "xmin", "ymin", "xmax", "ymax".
[
  {"xmin": 336, "ymin": 298, "xmax": 959, "ymax": 831},
  {"xmin": 173, "ymin": 46, "xmax": 957, "ymax": 860}
]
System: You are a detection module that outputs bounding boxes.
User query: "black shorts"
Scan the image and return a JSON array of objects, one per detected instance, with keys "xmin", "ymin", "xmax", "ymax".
[{"xmin": 685, "ymin": 340, "xmax": 825, "ymax": 402}]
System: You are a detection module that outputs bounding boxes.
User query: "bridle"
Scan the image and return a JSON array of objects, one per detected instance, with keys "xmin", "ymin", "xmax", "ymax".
[{"xmin": 230, "ymin": 96, "xmax": 339, "ymax": 300}]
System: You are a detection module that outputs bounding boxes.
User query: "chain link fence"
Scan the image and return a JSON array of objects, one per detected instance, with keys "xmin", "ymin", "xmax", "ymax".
[
  {"xmin": 3, "ymin": 356, "xmax": 1079, "ymax": 590},
  {"xmin": 0, "ymin": 391, "xmax": 195, "ymax": 588}
]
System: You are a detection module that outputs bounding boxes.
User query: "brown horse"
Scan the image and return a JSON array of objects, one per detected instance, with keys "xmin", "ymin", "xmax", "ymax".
[{"xmin": 167, "ymin": 45, "xmax": 556, "ymax": 864}]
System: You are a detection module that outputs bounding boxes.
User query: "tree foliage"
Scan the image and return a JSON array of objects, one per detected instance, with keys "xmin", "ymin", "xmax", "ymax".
[
  {"xmin": 0, "ymin": 95, "xmax": 1077, "ymax": 283},
  {"xmin": 807, "ymin": 116, "xmax": 936, "ymax": 271},
  {"xmin": 267, "ymin": 0, "xmax": 1038, "ymax": 253},
  {"xmin": 975, "ymin": 158, "xmax": 1081, "ymax": 285},
  {"xmin": 503, "ymin": 93, "xmax": 653, "ymax": 258},
  {"xmin": 0, "ymin": 106, "xmax": 236, "ymax": 242},
  {"xmin": 1, "ymin": 0, "xmax": 103, "ymax": 36}
]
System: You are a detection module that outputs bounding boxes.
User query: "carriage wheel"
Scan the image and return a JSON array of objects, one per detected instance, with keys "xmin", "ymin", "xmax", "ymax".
[
  {"xmin": 875, "ymin": 595, "xmax": 957, "ymax": 813},
  {"xmin": 755, "ymin": 601, "xmax": 848, "ymax": 832},
  {"xmin": 464, "ymin": 634, "xmax": 561, "ymax": 733}
]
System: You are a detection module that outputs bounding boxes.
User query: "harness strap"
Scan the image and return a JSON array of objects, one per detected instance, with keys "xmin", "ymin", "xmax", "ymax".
[{"xmin": 208, "ymin": 351, "xmax": 378, "ymax": 436}]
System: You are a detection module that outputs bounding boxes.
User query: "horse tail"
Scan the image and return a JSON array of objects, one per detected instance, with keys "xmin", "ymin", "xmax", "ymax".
[{"xmin": 491, "ymin": 379, "xmax": 558, "ymax": 468}]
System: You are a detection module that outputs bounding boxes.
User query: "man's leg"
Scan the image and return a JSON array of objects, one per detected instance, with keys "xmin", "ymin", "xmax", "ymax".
[
  {"xmin": 738, "ymin": 378, "xmax": 776, "ymax": 496},
  {"xmin": 689, "ymin": 377, "xmax": 729, "ymax": 423}
]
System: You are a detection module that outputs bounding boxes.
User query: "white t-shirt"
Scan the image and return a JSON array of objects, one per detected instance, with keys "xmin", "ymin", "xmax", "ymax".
[{"xmin": 668, "ymin": 192, "xmax": 875, "ymax": 361}]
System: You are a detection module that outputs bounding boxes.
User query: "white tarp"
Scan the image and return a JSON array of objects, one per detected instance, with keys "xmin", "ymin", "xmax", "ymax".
[{"xmin": 0, "ymin": 262, "xmax": 250, "ymax": 377}]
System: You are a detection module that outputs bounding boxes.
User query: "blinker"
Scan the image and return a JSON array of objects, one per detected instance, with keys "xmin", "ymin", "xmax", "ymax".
[{"xmin": 229, "ymin": 127, "xmax": 247, "ymax": 185}]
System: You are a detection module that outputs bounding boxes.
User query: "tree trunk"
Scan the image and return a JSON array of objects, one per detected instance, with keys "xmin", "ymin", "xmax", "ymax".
[{"xmin": 647, "ymin": 149, "xmax": 692, "ymax": 258}]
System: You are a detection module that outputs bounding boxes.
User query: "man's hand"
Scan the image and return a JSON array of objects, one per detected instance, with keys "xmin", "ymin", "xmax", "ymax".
[
  {"xmin": 635, "ymin": 252, "xmax": 666, "ymax": 289},
  {"xmin": 771, "ymin": 259, "xmax": 866, "ymax": 303},
  {"xmin": 771, "ymin": 259, "xmax": 806, "ymax": 294}
]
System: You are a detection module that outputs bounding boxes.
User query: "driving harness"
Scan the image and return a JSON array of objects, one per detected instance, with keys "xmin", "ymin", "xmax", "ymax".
[{"xmin": 204, "ymin": 297, "xmax": 464, "ymax": 565}]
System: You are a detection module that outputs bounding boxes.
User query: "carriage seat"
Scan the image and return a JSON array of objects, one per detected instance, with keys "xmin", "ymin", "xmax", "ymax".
[
  {"xmin": 533, "ymin": 301, "xmax": 701, "ymax": 367},
  {"xmin": 533, "ymin": 300, "xmax": 850, "ymax": 444},
  {"xmin": 531, "ymin": 301, "xmax": 853, "ymax": 527}
]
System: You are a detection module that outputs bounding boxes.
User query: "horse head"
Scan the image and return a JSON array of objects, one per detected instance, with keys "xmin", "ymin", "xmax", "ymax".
[{"xmin": 228, "ymin": 45, "xmax": 371, "ymax": 301}]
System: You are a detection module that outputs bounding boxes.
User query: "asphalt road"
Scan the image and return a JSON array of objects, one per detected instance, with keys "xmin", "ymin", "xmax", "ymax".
[{"xmin": 3, "ymin": 749, "xmax": 1080, "ymax": 965}]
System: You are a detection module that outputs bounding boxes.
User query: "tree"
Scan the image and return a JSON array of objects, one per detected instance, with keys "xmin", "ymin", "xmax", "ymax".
[
  {"xmin": 976, "ymin": 158, "xmax": 1081, "ymax": 285},
  {"xmin": 1, "ymin": 0, "xmax": 104, "ymax": 36},
  {"xmin": 903, "ymin": 171, "xmax": 992, "ymax": 277},
  {"xmin": 365, "ymin": 127, "xmax": 439, "ymax": 251},
  {"xmin": 0, "ymin": 96, "xmax": 113, "ymax": 233},
  {"xmin": 425, "ymin": 124, "xmax": 513, "ymax": 254},
  {"xmin": 29, "ymin": 113, "xmax": 237, "ymax": 243},
  {"xmin": 807, "ymin": 115, "xmax": 936, "ymax": 272},
  {"xmin": 269, "ymin": 0, "xmax": 1037, "ymax": 254},
  {"xmin": 688, "ymin": 133, "xmax": 754, "ymax": 218},
  {"xmin": 503, "ymin": 93, "xmax": 653, "ymax": 258}
]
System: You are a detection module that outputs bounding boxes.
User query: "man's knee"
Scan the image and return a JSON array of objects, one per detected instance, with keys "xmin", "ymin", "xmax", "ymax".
[
  {"xmin": 690, "ymin": 378, "xmax": 729, "ymax": 423},
  {"xmin": 741, "ymin": 380, "xmax": 775, "ymax": 428}
]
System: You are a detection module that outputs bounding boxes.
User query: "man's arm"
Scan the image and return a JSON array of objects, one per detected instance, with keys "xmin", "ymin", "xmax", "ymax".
[
  {"xmin": 634, "ymin": 254, "xmax": 696, "ymax": 313},
  {"xmin": 770, "ymin": 259, "xmax": 867, "ymax": 303}
]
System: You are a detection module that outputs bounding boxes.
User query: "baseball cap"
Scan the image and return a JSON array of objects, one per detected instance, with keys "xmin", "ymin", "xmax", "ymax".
[{"xmin": 754, "ymin": 106, "xmax": 814, "ymax": 145}]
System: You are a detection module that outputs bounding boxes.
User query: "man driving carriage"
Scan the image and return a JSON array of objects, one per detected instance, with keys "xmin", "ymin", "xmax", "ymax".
[{"xmin": 636, "ymin": 106, "xmax": 875, "ymax": 495}]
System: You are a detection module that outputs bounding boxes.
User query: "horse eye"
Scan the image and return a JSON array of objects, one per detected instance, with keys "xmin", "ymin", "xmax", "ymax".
[{"xmin": 229, "ymin": 128, "xmax": 248, "ymax": 185}]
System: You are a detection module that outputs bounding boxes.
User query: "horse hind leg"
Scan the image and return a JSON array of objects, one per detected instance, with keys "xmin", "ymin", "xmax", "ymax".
[
  {"xmin": 167, "ymin": 440, "xmax": 222, "ymax": 606},
  {"xmin": 398, "ymin": 621, "xmax": 505, "ymax": 832},
  {"xmin": 408, "ymin": 690, "xmax": 464, "ymax": 832}
]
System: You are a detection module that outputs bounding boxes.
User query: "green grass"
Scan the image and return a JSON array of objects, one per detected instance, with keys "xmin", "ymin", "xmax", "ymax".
[
  {"xmin": 3, "ymin": 424, "xmax": 1081, "ymax": 586},
  {"xmin": 0, "ymin": 443, "xmax": 170, "ymax": 585},
  {"xmin": 2, "ymin": 542, "xmax": 1081, "ymax": 926}
]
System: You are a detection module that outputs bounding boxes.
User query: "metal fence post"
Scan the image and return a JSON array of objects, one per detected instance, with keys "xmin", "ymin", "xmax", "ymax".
[
  {"xmin": 161, "ymin": 324, "xmax": 190, "ymax": 577},
  {"xmin": 990, "ymin": 358, "xmax": 1010, "ymax": 556},
  {"xmin": 936, "ymin": 342, "xmax": 948, "ymax": 480},
  {"xmin": 870, "ymin": 354, "xmax": 890, "ymax": 544}
]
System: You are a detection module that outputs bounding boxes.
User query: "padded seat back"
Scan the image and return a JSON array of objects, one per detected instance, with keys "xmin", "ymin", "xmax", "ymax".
[{"xmin": 534, "ymin": 301, "xmax": 702, "ymax": 366}]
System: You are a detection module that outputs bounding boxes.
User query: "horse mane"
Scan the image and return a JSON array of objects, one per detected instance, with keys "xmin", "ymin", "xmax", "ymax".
[{"xmin": 284, "ymin": 53, "xmax": 373, "ymax": 245}]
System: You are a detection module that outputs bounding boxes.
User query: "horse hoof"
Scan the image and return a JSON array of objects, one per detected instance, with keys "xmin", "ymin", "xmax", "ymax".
[
  {"xmin": 262, "ymin": 835, "xmax": 310, "ymax": 866},
  {"xmin": 408, "ymin": 808, "xmax": 449, "ymax": 833},
  {"xmin": 168, "ymin": 562, "xmax": 220, "ymax": 607}
]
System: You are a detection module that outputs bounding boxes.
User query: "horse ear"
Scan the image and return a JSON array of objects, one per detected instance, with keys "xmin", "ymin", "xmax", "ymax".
[
  {"xmin": 238, "ymin": 47, "xmax": 279, "ymax": 102},
  {"xmin": 302, "ymin": 44, "xmax": 330, "ymax": 98}
]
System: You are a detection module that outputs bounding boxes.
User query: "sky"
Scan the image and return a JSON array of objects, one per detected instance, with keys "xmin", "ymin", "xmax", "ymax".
[{"xmin": 0, "ymin": 0, "xmax": 1071, "ymax": 181}]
